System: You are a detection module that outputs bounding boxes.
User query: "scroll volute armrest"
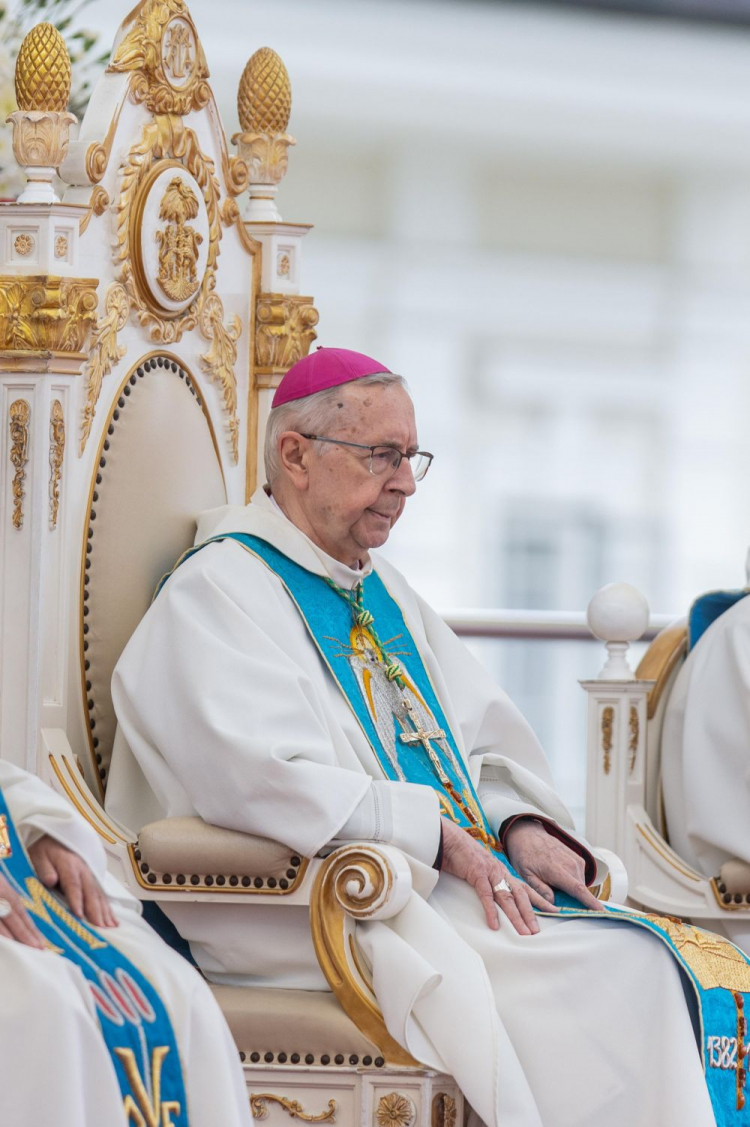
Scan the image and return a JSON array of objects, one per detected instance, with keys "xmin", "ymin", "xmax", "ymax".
[{"xmin": 136, "ymin": 816, "xmax": 306, "ymax": 887}]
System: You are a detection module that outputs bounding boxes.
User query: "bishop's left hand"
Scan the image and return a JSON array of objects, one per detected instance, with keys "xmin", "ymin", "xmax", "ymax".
[
  {"xmin": 28, "ymin": 836, "xmax": 118, "ymax": 929},
  {"xmin": 504, "ymin": 818, "xmax": 604, "ymax": 912}
]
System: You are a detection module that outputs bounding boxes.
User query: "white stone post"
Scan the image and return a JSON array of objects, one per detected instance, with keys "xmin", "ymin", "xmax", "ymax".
[
  {"xmin": 0, "ymin": 25, "xmax": 95, "ymax": 772},
  {"xmin": 581, "ymin": 583, "xmax": 653, "ymax": 860}
]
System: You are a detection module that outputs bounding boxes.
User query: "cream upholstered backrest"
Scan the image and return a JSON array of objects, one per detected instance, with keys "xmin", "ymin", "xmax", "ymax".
[
  {"xmin": 82, "ymin": 352, "xmax": 226, "ymax": 794},
  {"xmin": 635, "ymin": 620, "xmax": 688, "ymax": 836}
]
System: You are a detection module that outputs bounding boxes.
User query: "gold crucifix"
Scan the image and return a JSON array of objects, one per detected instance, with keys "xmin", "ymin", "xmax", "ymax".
[{"xmin": 398, "ymin": 699, "xmax": 450, "ymax": 785}]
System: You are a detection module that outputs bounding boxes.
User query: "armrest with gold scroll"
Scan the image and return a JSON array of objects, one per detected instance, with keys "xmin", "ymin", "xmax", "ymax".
[{"xmin": 43, "ymin": 729, "xmax": 424, "ymax": 1067}]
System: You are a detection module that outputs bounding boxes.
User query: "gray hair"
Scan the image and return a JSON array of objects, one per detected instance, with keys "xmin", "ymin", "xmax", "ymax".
[{"xmin": 264, "ymin": 371, "xmax": 408, "ymax": 484}]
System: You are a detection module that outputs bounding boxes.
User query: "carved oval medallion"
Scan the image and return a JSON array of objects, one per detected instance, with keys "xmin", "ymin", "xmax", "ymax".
[
  {"xmin": 161, "ymin": 17, "xmax": 197, "ymax": 90},
  {"xmin": 132, "ymin": 162, "xmax": 210, "ymax": 317}
]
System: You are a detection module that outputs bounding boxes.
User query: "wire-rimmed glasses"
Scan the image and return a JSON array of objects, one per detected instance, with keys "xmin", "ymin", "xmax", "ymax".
[{"xmin": 300, "ymin": 434, "xmax": 433, "ymax": 482}]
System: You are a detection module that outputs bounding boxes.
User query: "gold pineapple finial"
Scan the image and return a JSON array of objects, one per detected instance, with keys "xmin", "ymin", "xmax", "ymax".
[
  {"xmin": 15, "ymin": 22, "xmax": 72, "ymax": 112},
  {"xmin": 233, "ymin": 46, "xmax": 296, "ymax": 221},
  {"xmin": 237, "ymin": 47, "xmax": 292, "ymax": 135},
  {"xmin": 7, "ymin": 22, "xmax": 76, "ymax": 203}
]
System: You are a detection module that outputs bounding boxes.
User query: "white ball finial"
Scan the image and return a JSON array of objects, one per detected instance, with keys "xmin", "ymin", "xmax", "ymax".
[{"xmin": 587, "ymin": 582, "xmax": 650, "ymax": 680}]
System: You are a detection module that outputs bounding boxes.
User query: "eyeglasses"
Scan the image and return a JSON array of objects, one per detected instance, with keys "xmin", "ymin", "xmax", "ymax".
[{"xmin": 300, "ymin": 434, "xmax": 434, "ymax": 482}]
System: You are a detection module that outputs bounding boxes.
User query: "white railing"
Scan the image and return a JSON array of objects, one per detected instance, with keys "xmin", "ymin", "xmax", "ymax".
[{"xmin": 442, "ymin": 609, "xmax": 675, "ymax": 642}]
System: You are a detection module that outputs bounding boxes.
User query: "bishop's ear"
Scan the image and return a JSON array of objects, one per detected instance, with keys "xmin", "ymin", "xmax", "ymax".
[{"xmin": 277, "ymin": 431, "xmax": 311, "ymax": 490}]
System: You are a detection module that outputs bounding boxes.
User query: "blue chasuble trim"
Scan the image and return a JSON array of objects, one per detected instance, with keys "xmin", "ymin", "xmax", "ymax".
[
  {"xmin": 159, "ymin": 531, "xmax": 750, "ymax": 1124},
  {"xmin": 689, "ymin": 589, "xmax": 750, "ymax": 651},
  {"xmin": 0, "ymin": 789, "xmax": 188, "ymax": 1126}
]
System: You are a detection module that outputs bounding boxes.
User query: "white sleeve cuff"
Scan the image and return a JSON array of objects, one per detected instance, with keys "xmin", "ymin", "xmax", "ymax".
[{"xmin": 331, "ymin": 780, "xmax": 441, "ymax": 867}]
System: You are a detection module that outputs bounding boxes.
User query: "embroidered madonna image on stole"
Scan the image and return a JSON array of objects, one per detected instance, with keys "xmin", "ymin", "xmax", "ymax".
[
  {"xmin": 0, "ymin": 787, "xmax": 189, "ymax": 1125},
  {"xmin": 160, "ymin": 531, "xmax": 750, "ymax": 1126}
]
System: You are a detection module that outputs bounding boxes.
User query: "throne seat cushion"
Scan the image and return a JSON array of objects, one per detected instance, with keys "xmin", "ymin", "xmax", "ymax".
[
  {"xmin": 138, "ymin": 816, "xmax": 302, "ymax": 880},
  {"xmin": 211, "ymin": 984, "xmax": 381, "ymax": 1063}
]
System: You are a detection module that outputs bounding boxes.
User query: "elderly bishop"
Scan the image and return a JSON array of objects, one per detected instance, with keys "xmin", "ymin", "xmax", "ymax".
[{"xmin": 109, "ymin": 348, "xmax": 742, "ymax": 1127}]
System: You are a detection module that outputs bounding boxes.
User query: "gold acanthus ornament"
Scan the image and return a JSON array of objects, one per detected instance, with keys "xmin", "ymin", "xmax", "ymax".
[
  {"xmin": 376, "ymin": 1094, "xmax": 414, "ymax": 1127},
  {"xmin": 9, "ymin": 400, "xmax": 31, "ymax": 531},
  {"xmin": 108, "ymin": 0, "xmax": 210, "ymax": 116},
  {"xmin": 49, "ymin": 399, "xmax": 65, "ymax": 529},
  {"xmin": 250, "ymin": 1095, "xmax": 336, "ymax": 1123},
  {"xmin": 8, "ymin": 24, "xmax": 76, "ymax": 204},
  {"xmin": 156, "ymin": 176, "xmax": 203, "ymax": 303},
  {"xmin": 255, "ymin": 294, "xmax": 319, "ymax": 373},
  {"xmin": 199, "ymin": 294, "xmax": 241, "ymax": 464},
  {"xmin": 80, "ymin": 283, "xmax": 130, "ymax": 454},
  {"xmin": 432, "ymin": 1094, "xmax": 458, "ymax": 1127},
  {"xmin": 601, "ymin": 705, "xmax": 614, "ymax": 775},
  {"xmin": 628, "ymin": 705, "xmax": 639, "ymax": 775},
  {"xmin": 79, "ymin": 187, "xmax": 111, "ymax": 236},
  {"xmin": 115, "ymin": 116, "xmax": 221, "ymax": 343},
  {"xmin": 0, "ymin": 277, "xmax": 98, "ymax": 370}
]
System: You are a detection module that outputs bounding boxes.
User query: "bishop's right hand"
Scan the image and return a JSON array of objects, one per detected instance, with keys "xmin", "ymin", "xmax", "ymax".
[
  {"xmin": 439, "ymin": 817, "xmax": 559, "ymax": 935},
  {"xmin": 0, "ymin": 871, "xmax": 45, "ymax": 949}
]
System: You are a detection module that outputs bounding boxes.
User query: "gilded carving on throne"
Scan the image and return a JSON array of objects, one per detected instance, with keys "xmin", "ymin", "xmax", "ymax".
[
  {"xmin": 108, "ymin": 0, "xmax": 210, "ymax": 115},
  {"xmin": 123, "ymin": 153, "xmax": 211, "ymax": 335},
  {"xmin": 161, "ymin": 18, "xmax": 195, "ymax": 86},
  {"xmin": 155, "ymin": 175, "xmax": 203, "ymax": 304}
]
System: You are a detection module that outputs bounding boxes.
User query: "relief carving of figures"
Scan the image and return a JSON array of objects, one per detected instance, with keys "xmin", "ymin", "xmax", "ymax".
[
  {"xmin": 80, "ymin": 283, "xmax": 130, "ymax": 453},
  {"xmin": 199, "ymin": 293, "xmax": 241, "ymax": 463},
  {"xmin": 49, "ymin": 399, "xmax": 65, "ymax": 529},
  {"xmin": 9, "ymin": 399, "xmax": 30, "ymax": 530},
  {"xmin": 156, "ymin": 176, "xmax": 203, "ymax": 303},
  {"xmin": 255, "ymin": 293, "xmax": 319, "ymax": 372},
  {"xmin": 115, "ymin": 117, "xmax": 221, "ymax": 343}
]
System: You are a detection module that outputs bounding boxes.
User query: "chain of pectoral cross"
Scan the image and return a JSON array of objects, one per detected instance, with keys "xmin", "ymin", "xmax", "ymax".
[
  {"xmin": 326, "ymin": 577, "xmax": 500, "ymax": 851},
  {"xmin": 325, "ymin": 579, "xmax": 406, "ymax": 687}
]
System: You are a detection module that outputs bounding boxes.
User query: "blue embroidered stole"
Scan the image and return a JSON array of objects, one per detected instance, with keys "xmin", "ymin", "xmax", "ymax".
[
  {"xmin": 160, "ymin": 531, "xmax": 750, "ymax": 1124},
  {"xmin": 0, "ymin": 788, "xmax": 188, "ymax": 1126}
]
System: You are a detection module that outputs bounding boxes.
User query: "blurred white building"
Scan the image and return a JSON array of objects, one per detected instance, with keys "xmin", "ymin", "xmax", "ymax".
[{"xmin": 25, "ymin": 0, "xmax": 750, "ymax": 818}]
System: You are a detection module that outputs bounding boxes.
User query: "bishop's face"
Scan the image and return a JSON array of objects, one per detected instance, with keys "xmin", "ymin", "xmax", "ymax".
[{"xmin": 280, "ymin": 381, "xmax": 419, "ymax": 567}]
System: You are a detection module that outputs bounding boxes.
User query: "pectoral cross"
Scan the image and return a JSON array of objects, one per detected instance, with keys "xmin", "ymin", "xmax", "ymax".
[{"xmin": 398, "ymin": 699, "xmax": 450, "ymax": 785}]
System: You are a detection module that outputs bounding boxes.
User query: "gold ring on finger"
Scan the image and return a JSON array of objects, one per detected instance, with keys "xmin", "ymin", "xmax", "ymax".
[{"xmin": 492, "ymin": 879, "xmax": 512, "ymax": 895}]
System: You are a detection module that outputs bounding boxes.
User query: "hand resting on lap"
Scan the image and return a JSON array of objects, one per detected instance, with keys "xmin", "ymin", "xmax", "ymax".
[
  {"xmin": 440, "ymin": 816, "xmax": 602, "ymax": 934},
  {"xmin": 0, "ymin": 835, "xmax": 118, "ymax": 948}
]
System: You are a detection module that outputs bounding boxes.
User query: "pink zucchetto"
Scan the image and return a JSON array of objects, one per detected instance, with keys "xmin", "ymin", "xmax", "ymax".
[{"xmin": 271, "ymin": 347, "xmax": 391, "ymax": 408}]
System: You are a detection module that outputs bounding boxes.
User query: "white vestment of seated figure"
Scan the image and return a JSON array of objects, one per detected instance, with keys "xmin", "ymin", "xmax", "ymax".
[
  {"xmin": 107, "ymin": 487, "xmax": 716, "ymax": 1127},
  {"xmin": 0, "ymin": 759, "xmax": 251, "ymax": 1127},
  {"xmin": 662, "ymin": 592, "xmax": 750, "ymax": 956}
]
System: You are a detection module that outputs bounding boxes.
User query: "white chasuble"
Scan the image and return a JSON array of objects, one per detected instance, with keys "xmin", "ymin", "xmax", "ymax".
[
  {"xmin": 663, "ymin": 594, "xmax": 750, "ymax": 957},
  {"xmin": 108, "ymin": 488, "xmax": 716, "ymax": 1127},
  {"xmin": 0, "ymin": 759, "xmax": 251, "ymax": 1127}
]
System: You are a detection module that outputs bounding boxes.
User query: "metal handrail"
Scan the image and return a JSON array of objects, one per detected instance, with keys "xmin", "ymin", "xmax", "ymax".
[{"xmin": 442, "ymin": 608, "xmax": 676, "ymax": 642}]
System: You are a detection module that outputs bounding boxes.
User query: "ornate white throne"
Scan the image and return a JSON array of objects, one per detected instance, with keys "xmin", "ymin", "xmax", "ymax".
[
  {"xmin": 0, "ymin": 5, "xmax": 462, "ymax": 1126},
  {"xmin": 582, "ymin": 581, "xmax": 750, "ymax": 924}
]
